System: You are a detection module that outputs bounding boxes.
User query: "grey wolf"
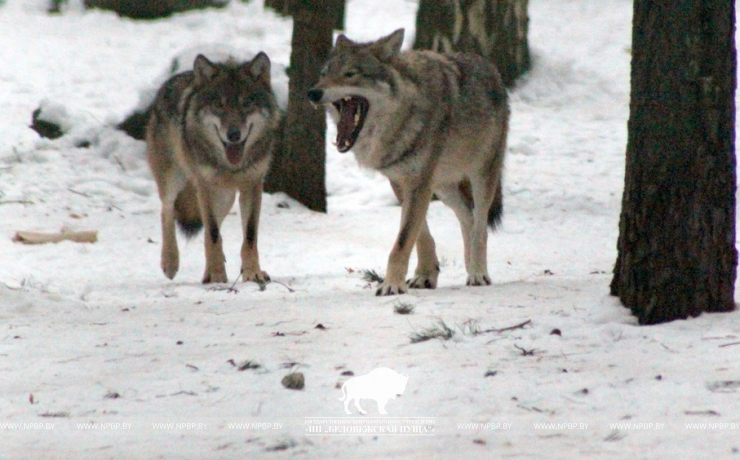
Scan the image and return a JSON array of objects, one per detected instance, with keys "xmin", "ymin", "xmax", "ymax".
[
  {"xmin": 339, "ymin": 367, "xmax": 409, "ymax": 414},
  {"xmin": 308, "ymin": 29, "xmax": 509, "ymax": 295},
  {"xmin": 146, "ymin": 52, "xmax": 281, "ymax": 284}
]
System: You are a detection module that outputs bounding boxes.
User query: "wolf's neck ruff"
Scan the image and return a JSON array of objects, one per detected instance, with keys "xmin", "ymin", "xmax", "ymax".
[{"xmin": 335, "ymin": 96, "xmax": 369, "ymax": 153}]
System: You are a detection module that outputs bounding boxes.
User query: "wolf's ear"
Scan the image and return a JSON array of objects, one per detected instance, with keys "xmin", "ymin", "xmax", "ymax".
[
  {"xmin": 193, "ymin": 54, "xmax": 218, "ymax": 85},
  {"xmin": 373, "ymin": 28, "xmax": 405, "ymax": 60},
  {"xmin": 247, "ymin": 52, "xmax": 271, "ymax": 83},
  {"xmin": 335, "ymin": 34, "xmax": 354, "ymax": 50}
]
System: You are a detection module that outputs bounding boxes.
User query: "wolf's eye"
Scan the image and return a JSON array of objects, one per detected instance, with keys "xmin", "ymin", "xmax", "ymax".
[{"xmin": 344, "ymin": 70, "xmax": 358, "ymax": 78}]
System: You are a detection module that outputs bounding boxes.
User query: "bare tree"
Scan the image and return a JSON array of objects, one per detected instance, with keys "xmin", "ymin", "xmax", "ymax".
[
  {"xmin": 82, "ymin": 0, "xmax": 227, "ymax": 19},
  {"xmin": 611, "ymin": 0, "xmax": 737, "ymax": 324},
  {"xmin": 263, "ymin": 0, "xmax": 345, "ymax": 212},
  {"xmin": 413, "ymin": 0, "xmax": 530, "ymax": 87},
  {"xmin": 264, "ymin": 0, "xmax": 344, "ymax": 30}
]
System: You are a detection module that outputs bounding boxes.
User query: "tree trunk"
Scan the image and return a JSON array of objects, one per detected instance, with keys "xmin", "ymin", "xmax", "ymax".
[
  {"xmin": 611, "ymin": 0, "xmax": 737, "ymax": 325},
  {"xmin": 264, "ymin": 0, "xmax": 290, "ymax": 16},
  {"xmin": 263, "ymin": 0, "xmax": 344, "ymax": 29},
  {"xmin": 83, "ymin": 0, "xmax": 227, "ymax": 19},
  {"xmin": 413, "ymin": 0, "xmax": 530, "ymax": 87},
  {"xmin": 263, "ymin": 0, "xmax": 331, "ymax": 212}
]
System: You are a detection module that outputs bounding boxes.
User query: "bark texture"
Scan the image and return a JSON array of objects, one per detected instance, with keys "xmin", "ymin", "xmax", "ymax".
[
  {"xmin": 263, "ymin": 0, "xmax": 332, "ymax": 212},
  {"xmin": 83, "ymin": 0, "xmax": 227, "ymax": 19},
  {"xmin": 413, "ymin": 0, "xmax": 530, "ymax": 87},
  {"xmin": 611, "ymin": 1, "xmax": 737, "ymax": 324},
  {"xmin": 264, "ymin": 0, "xmax": 344, "ymax": 29}
]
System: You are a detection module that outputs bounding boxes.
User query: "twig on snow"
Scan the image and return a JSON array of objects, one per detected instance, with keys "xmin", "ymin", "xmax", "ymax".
[{"xmin": 482, "ymin": 319, "xmax": 531, "ymax": 334}]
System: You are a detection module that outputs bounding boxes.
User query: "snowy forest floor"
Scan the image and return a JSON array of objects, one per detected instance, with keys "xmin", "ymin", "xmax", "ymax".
[{"xmin": 1, "ymin": 0, "xmax": 740, "ymax": 458}]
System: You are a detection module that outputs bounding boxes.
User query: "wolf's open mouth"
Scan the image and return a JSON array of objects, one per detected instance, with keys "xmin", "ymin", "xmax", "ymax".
[
  {"xmin": 219, "ymin": 124, "xmax": 252, "ymax": 166},
  {"xmin": 223, "ymin": 141, "xmax": 244, "ymax": 166},
  {"xmin": 333, "ymin": 96, "xmax": 369, "ymax": 153}
]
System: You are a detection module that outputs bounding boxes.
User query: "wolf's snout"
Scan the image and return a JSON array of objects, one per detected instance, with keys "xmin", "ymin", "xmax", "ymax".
[
  {"xmin": 227, "ymin": 128, "xmax": 242, "ymax": 143},
  {"xmin": 307, "ymin": 88, "xmax": 323, "ymax": 103}
]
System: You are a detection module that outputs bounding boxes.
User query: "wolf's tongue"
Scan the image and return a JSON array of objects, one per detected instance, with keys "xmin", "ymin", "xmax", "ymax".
[
  {"xmin": 225, "ymin": 143, "xmax": 242, "ymax": 165},
  {"xmin": 336, "ymin": 98, "xmax": 358, "ymax": 153}
]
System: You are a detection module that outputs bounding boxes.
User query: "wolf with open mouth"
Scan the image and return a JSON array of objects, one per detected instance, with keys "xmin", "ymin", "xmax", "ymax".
[
  {"xmin": 147, "ymin": 52, "xmax": 281, "ymax": 285},
  {"xmin": 308, "ymin": 29, "xmax": 510, "ymax": 296}
]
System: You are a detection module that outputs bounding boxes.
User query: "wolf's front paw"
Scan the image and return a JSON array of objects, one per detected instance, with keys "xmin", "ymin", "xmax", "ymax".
[
  {"xmin": 202, "ymin": 269, "xmax": 228, "ymax": 284},
  {"xmin": 466, "ymin": 273, "xmax": 491, "ymax": 286},
  {"xmin": 408, "ymin": 273, "xmax": 438, "ymax": 290},
  {"xmin": 162, "ymin": 260, "xmax": 178, "ymax": 280},
  {"xmin": 376, "ymin": 281, "xmax": 408, "ymax": 296},
  {"xmin": 242, "ymin": 269, "xmax": 270, "ymax": 285},
  {"xmin": 161, "ymin": 252, "xmax": 179, "ymax": 280}
]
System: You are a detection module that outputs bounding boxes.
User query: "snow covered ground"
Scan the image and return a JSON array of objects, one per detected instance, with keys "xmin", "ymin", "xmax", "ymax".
[{"xmin": 1, "ymin": 0, "xmax": 740, "ymax": 458}]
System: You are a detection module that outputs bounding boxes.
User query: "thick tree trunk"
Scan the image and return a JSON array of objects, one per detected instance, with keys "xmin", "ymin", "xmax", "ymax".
[
  {"xmin": 263, "ymin": 0, "xmax": 344, "ymax": 29},
  {"xmin": 264, "ymin": 0, "xmax": 290, "ymax": 16},
  {"xmin": 83, "ymin": 0, "xmax": 226, "ymax": 19},
  {"xmin": 413, "ymin": 0, "xmax": 530, "ymax": 87},
  {"xmin": 263, "ymin": 0, "xmax": 331, "ymax": 212},
  {"xmin": 611, "ymin": 1, "xmax": 737, "ymax": 325}
]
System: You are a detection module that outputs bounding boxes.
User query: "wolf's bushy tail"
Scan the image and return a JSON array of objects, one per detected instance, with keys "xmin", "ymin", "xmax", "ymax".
[
  {"xmin": 174, "ymin": 183, "xmax": 202, "ymax": 238},
  {"xmin": 488, "ymin": 107, "xmax": 507, "ymax": 231},
  {"xmin": 488, "ymin": 180, "xmax": 503, "ymax": 230}
]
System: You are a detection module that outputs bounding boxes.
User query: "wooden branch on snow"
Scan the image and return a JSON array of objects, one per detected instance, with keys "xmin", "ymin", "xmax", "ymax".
[
  {"xmin": 482, "ymin": 319, "xmax": 532, "ymax": 334},
  {"xmin": 12, "ymin": 229, "xmax": 98, "ymax": 245}
]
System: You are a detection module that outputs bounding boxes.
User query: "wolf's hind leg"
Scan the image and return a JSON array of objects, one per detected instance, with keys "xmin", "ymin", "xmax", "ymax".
[
  {"xmin": 408, "ymin": 219, "xmax": 439, "ymax": 289},
  {"xmin": 466, "ymin": 173, "xmax": 499, "ymax": 286},
  {"xmin": 436, "ymin": 181, "xmax": 475, "ymax": 278}
]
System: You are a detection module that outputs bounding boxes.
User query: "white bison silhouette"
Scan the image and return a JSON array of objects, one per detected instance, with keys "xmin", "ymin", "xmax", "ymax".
[{"xmin": 339, "ymin": 367, "xmax": 409, "ymax": 415}]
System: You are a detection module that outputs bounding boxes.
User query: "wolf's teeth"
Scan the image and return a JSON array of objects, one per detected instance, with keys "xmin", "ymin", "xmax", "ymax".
[
  {"xmin": 354, "ymin": 113, "xmax": 360, "ymax": 125},
  {"xmin": 344, "ymin": 97, "xmax": 351, "ymax": 102}
]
